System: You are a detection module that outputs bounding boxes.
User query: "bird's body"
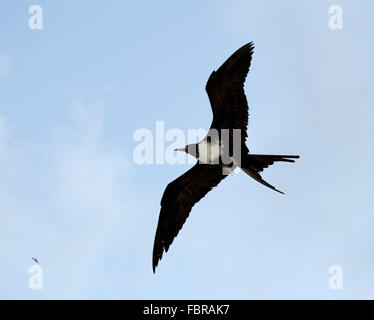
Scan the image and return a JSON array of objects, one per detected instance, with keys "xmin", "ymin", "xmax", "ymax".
[
  {"xmin": 152, "ymin": 42, "xmax": 299, "ymax": 272},
  {"xmin": 196, "ymin": 139, "xmax": 221, "ymax": 164}
]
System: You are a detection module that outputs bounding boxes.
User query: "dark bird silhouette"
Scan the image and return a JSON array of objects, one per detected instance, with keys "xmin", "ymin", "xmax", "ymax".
[
  {"xmin": 152, "ymin": 42, "xmax": 299, "ymax": 272},
  {"xmin": 32, "ymin": 257, "xmax": 39, "ymax": 264}
]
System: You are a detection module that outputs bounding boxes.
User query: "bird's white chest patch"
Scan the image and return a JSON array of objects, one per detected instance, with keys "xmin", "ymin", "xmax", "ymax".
[{"xmin": 198, "ymin": 140, "xmax": 221, "ymax": 164}]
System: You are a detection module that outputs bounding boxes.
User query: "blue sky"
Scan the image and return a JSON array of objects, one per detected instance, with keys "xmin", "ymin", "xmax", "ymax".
[{"xmin": 0, "ymin": 0, "xmax": 373, "ymax": 299}]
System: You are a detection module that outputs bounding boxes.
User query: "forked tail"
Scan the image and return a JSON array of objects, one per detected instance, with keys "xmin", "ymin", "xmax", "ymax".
[{"xmin": 240, "ymin": 154, "xmax": 299, "ymax": 194}]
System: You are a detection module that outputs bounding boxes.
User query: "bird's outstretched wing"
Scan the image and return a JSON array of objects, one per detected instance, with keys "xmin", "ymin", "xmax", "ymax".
[
  {"xmin": 205, "ymin": 42, "xmax": 254, "ymax": 145},
  {"xmin": 152, "ymin": 164, "xmax": 227, "ymax": 272}
]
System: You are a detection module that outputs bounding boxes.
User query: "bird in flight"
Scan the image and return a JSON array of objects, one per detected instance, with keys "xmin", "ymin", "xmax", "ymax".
[
  {"xmin": 32, "ymin": 257, "xmax": 39, "ymax": 264},
  {"xmin": 152, "ymin": 42, "xmax": 299, "ymax": 272}
]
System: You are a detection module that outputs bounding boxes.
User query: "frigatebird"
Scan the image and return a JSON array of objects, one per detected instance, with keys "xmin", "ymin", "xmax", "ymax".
[
  {"xmin": 32, "ymin": 257, "xmax": 39, "ymax": 264},
  {"xmin": 152, "ymin": 42, "xmax": 299, "ymax": 272}
]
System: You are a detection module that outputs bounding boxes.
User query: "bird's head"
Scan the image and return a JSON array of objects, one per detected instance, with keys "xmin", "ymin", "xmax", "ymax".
[{"xmin": 175, "ymin": 144, "xmax": 198, "ymax": 158}]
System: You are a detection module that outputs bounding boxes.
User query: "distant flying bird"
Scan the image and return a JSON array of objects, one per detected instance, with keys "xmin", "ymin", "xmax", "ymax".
[
  {"xmin": 152, "ymin": 42, "xmax": 299, "ymax": 272},
  {"xmin": 32, "ymin": 257, "xmax": 39, "ymax": 264}
]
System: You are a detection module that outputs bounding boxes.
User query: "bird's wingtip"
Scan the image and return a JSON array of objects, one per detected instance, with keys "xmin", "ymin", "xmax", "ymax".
[
  {"xmin": 274, "ymin": 187, "xmax": 285, "ymax": 195},
  {"xmin": 152, "ymin": 256, "xmax": 158, "ymax": 273},
  {"xmin": 235, "ymin": 42, "xmax": 255, "ymax": 54},
  {"xmin": 247, "ymin": 42, "xmax": 255, "ymax": 49}
]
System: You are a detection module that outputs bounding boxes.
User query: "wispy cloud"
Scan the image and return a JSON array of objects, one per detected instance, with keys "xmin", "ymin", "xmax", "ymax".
[
  {"xmin": 0, "ymin": 94, "xmax": 144, "ymax": 298},
  {"xmin": 0, "ymin": 54, "xmax": 11, "ymax": 80}
]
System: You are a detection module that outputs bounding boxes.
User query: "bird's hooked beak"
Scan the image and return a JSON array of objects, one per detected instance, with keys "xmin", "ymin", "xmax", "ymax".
[{"xmin": 174, "ymin": 147, "xmax": 185, "ymax": 152}]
